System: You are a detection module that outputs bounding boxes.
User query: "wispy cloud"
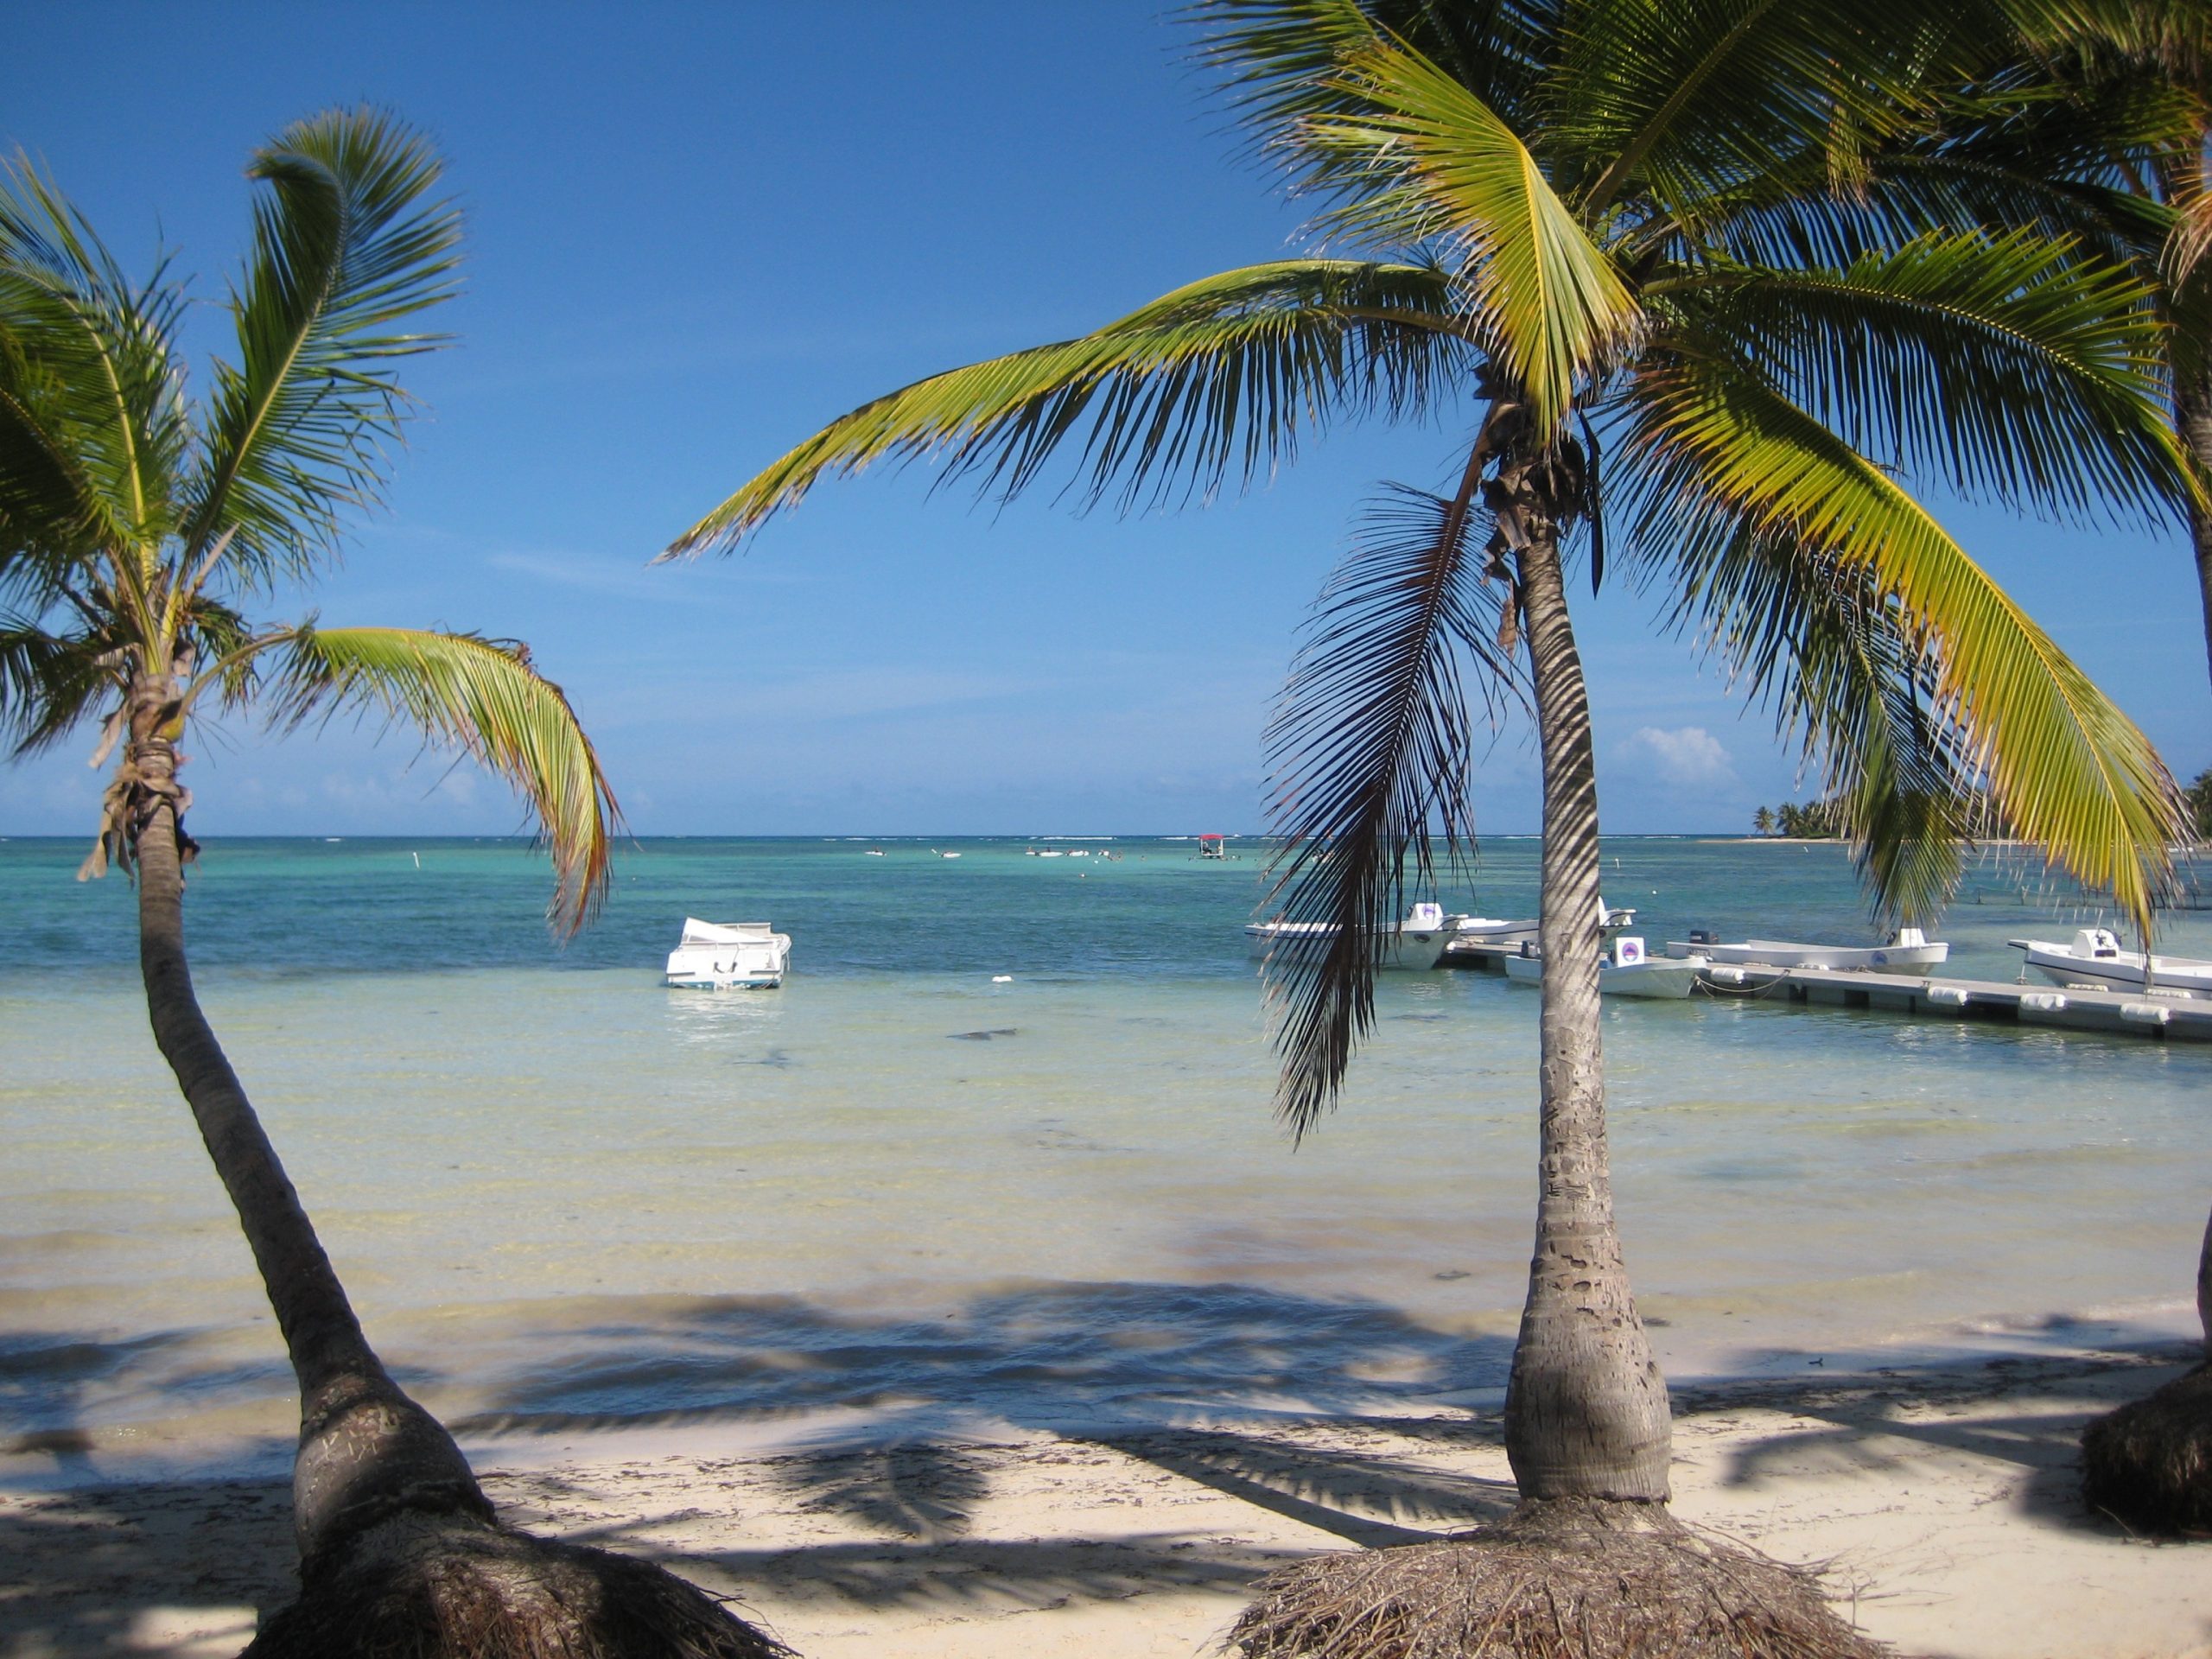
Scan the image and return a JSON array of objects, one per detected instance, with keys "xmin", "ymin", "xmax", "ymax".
[{"xmin": 486, "ymin": 548, "xmax": 811, "ymax": 601}]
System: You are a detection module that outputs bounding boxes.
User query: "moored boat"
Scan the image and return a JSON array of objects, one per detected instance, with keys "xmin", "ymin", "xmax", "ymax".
[
  {"xmin": 1503, "ymin": 935, "xmax": 1700, "ymax": 998},
  {"xmin": 1663, "ymin": 927, "xmax": 1948, "ymax": 974},
  {"xmin": 2009, "ymin": 928, "xmax": 2212, "ymax": 999},
  {"xmin": 664, "ymin": 918, "xmax": 791, "ymax": 989},
  {"xmin": 1245, "ymin": 901, "xmax": 1466, "ymax": 969}
]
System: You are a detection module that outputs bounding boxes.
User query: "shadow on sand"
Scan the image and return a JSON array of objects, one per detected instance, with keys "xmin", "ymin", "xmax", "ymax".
[{"xmin": 2, "ymin": 1288, "xmax": 2198, "ymax": 1653}]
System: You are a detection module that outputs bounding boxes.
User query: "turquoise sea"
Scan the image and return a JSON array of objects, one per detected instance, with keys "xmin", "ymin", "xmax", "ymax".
[{"xmin": 2, "ymin": 834, "xmax": 2208, "ymax": 1476}]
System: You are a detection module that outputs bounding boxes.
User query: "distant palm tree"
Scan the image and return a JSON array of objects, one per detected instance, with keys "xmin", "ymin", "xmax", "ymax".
[
  {"xmin": 1752, "ymin": 805, "xmax": 1777, "ymax": 836},
  {"xmin": 0, "ymin": 112, "xmax": 780, "ymax": 1656},
  {"xmin": 664, "ymin": 2, "xmax": 2184, "ymax": 1646}
]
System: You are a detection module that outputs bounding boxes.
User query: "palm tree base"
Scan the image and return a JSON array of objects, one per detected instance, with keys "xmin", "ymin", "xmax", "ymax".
[
  {"xmin": 1229, "ymin": 1497, "xmax": 1888, "ymax": 1659},
  {"xmin": 2081, "ymin": 1361, "xmax": 2212, "ymax": 1537},
  {"xmin": 243, "ymin": 1510, "xmax": 791, "ymax": 1658}
]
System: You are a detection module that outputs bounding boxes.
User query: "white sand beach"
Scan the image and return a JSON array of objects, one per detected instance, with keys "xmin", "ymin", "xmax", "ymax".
[{"xmin": 6, "ymin": 1337, "xmax": 2208, "ymax": 1659}]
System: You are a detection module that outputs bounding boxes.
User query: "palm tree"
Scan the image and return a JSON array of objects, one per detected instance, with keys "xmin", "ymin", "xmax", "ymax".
[
  {"xmin": 1946, "ymin": 2, "xmax": 2212, "ymax": 687},
  {"xmin": 1872, "ymin": 1, "xmax": 2212, "ymax": 1533},
  {"xmin": 0, "ymin": 113, "xmax": 783, "ymax": 1656},
  {"xmin": 662, "ymin": 3, "xmax": 2185, "ymax": 1649},
  {"xmin": 1752, "ymin": 805, "xmax": 1776, "ymax": 836}
]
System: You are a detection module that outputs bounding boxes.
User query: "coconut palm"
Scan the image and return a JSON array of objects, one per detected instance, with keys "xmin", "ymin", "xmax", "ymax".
[
  {"xmin": 1846, "ymin": 0, "xmax": 2212, "ymax": 1535},
  {"xmin": 663, "ymin": 3, "xmax": 2186, "ymax": 1649},
  {"xmin": 1932, "ymin": 2, "xmax": 2212, "ymax": 686},
  {"xmin": 0, "ymin": 112, "xmax": 783, "ymax": 1656}
]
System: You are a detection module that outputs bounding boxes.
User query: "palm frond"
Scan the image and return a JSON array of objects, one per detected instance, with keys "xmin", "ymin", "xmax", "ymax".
[
  {"xmin": 1262, "ymin": 476, "xmax": 1521, "ymax": 1135},
  {"xmin": 1622, "ymin": 354, "xmax": 2183, "ymax": 933},
  {"xmin": 2165, "ymin": 178, "xmax": 2212, "ymax": 288},
  {"xmin": 1298, "ymin": 34, "xmax": 1640, "ymax": 433},
  {"xmin": 181, "ymin": 108, "xmax": 461, "ymax": 589},
  {"xmin": 1189, "ymin": 0, "xmax": 1558, "ymax": 175},
  {"xmin": 270, "ymin": 626, "xmax": 620, "ymax": 934},
  {"xmin": 664, "ymin": 259, "xmax": 1466, "ymax": 559},
  {"xmin": 1557, "ymin": 0, "xmax": 1956, "ymax": 214},
  {"xmin": 0, "ymin": 156, "xmax": 190, "ymax": 581},
  {"xmin": 0, "ymin": 613, "xmax": 119, "ymax": 757},
  {"xmin": 1662, "ymin": 518, "xmax": 1977, "ymax": 926},
  {"xmin": 1659, "ymin": 226, "xmax": 2187, "ymax": 527}
]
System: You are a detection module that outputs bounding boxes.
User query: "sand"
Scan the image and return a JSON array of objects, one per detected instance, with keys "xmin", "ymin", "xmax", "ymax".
[{"xmin": 5, "ymin": 1340, "xmax": 2210, "ymax": 1659}]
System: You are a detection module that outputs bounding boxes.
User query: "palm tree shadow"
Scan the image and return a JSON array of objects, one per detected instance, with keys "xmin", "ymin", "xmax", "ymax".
[
  {"xmin": 763, "ymin": 1440, "xmax": 995, "ymax": 1541},
  {"xmin": 0, "ymin": 1471, "xmax": 294, "ymax": 1656},
  {"xmin": 1, "ymin": 1325, "xmax": 296, "ymax": 1654},
  {"xmin": 1684, "ymin": 1330, "xmax": 2204, "ymax": 1535},
  {"xmin": 1085, "ymin": 1425, "xmax": 1516, "ymax": 1544},
  {"xmin": 3, "ymin": 1283, "xmax": 1516, "ymax": 1637}
]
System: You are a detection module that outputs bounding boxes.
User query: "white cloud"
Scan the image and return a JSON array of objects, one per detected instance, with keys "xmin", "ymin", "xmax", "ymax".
[{"xmin": 1622, "ymin": 725, "xmax": 1737, "ymax": 788}]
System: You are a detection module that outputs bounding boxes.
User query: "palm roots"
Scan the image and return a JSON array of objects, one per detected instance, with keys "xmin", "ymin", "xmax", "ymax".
[{"xmin": 1230, "ymin": 1498, "xmax": 1887, "ymax": 1659}]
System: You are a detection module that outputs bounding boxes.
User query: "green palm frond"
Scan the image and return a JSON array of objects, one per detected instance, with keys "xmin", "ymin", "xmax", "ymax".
[
  {"xmin": 0, "ymin": 613, "xmax": 119, "ymax": 757},
  {"xmin": 270, "ymin": 626, "xmax": 620, "ymax": 935},
  {"xmin": 1191, "ymin": 0, "xmax": 1556, "ymax": 175},
  {"xmin": 1262, "ymin": 476, "xmax": 1520, "ymax": 1135},
  {"xmin": 181, "ymin": 108, "xmax": 461, "ymax": 588},
  {"xmin": 1299, "ymin": 35, "xmax": 1639, "ymax": 432},
  {"xmin": 1661, "ymin": 227, "xmax": 2187, "ymax": 525},
  {"xmin": 1623, "ymin": 353, "xmax": 2183, "ymax": 931},
  {"xmin": 1663, "ymin": 519, "xmax": 1977, "ymax": 926},
  {"xmin": 1556, "ymin": 0, "xmax": 1946, "ymax": 213},
  {"xmin": 0, "ymin": 157, "xmax": 190, "ymax": 582},
  {"xmin": 664, "ymin": 259, "xmax": 1465, "ymax": 559}
]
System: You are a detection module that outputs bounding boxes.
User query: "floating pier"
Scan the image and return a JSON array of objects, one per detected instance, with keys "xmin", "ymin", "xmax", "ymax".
[{"xmin": 1441, "ymin": 941, "xmax": 2212, "ymax": 1043}]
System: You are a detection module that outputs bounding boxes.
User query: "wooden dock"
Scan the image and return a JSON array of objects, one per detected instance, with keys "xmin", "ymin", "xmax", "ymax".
[{"xmin": 1440, "ymin": 941, "xmax": 2212, "ymax": 1043}]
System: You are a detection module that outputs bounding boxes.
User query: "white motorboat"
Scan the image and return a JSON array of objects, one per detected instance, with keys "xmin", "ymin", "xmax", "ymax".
[
  {"xmin": 1503, "ymin": 936, "xmax": 1700, "ymax": 998},
  {"xmin": 1663, "ymin": 927, "xmax": 1948, "ymax": 974},
  {"xmin": 1245, "ymin": 902, "xmax": 1467, "ymax": 969},
  {"xmin": 1449, "ymin": 914, "xmax": 1541, "ymax": 947},
  {"xmin": 664, "ymin": 918, "xmax": 791, "ymax": 989},
  {"xmin": 2009, "ymin": 928, "xmax": 2212, "ymax": 999}
]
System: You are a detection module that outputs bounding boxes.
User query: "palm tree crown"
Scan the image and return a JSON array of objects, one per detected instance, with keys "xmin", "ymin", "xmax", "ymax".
[
  {"xmin": 0, "ymin": 109, "xmax": 615, "ymax": 918},
  {"xmin": 669, "ymin": 0, "xmax": 2186, "ymax": 1116}
]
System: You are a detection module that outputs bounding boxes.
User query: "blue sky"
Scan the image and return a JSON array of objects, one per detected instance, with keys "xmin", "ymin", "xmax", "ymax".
[{"xmin": 3, "ymin": 3, "xmax": 2204, "ymax": 837}]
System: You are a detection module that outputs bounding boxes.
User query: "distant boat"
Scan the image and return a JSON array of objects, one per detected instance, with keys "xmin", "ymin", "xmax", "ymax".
[
  {"xmin": 2010, "ymin": 928, "xmax": 2212, "ymax": 999},
  {"xmin": 664, "ymin": 918, "xmax": 791, "ymax": 989},
  {"xmin": 865, "ymin": 848, "xmax": 885, "ymax": 857},
  {"xmin": 1038, "ymin": 849, "xmax": 1065, "ymax": 858},
  {"xmin": 1198, "ymin": 833, "xmax": 1228, "ymax": 860},
  {"xmin": 935, "ymin": 849, "xmax": 962, "ymax": 859},
  {"xmin": 1665, "ymin": 927, "xmax": 1948, "ymax": 974},
  {"xmin": 1504, "ymin": 937, "xmax": 1699, "ymax": 998}
]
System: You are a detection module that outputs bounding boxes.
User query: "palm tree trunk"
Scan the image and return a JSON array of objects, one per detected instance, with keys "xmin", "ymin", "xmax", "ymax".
[
  {"xmin": 2177, "ymin": 377, "xmax": 2212, "ymax": 692},
  {"xmin": 129, "ymin": 728, "xmax": 490, "ymax": 1565},
  {"xmin": 1501, "ymin": 528, "xmax": 1673, "ymax": 1503}
]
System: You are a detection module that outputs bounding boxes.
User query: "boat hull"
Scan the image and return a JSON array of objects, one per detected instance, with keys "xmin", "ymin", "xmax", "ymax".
[
  {"xmin": 1503, "ymin": 951, "xmax": 1700, "ymax": 999},
  {"xmin": 664, "ymin": 919, "xmax": 791, "ymax": 990},
  {"xmin": 1670, "ymin": 938, "xmax": 1949, "ymax": 973},
  {"xmin": 1243, "ymin": 920, "xmax": 1456, "ymax": 969},
  {"xmin": 2013, "ymin": 941, "xmax": 2212, "ymax": 999}
]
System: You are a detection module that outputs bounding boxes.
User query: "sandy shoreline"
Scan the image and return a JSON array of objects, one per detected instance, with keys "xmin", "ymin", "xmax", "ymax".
[{"xmin": 6, "ymin": 1338, "xmax": 2209, "ymax": 1659}]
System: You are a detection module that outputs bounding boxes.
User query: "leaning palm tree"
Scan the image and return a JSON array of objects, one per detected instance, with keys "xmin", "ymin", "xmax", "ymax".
[
  {"xmin": 0, "ymin": 113, "xmax": 783, "ymax": 1656},
  {"xmin": 662, "ymin": 3, "xmax": 2187, "ymax": 1650}
]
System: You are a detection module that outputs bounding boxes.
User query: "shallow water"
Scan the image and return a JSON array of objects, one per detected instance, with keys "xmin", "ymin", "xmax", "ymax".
[{"xmin": 2, "ymin": 835, "xmax": 2207, "ymax": 1472}]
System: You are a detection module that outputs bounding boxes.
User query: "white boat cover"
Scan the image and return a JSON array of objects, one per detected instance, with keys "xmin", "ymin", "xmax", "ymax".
[{"xmin": 679, "ymin": 918, "xmax": 778, "ymax": 946}]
